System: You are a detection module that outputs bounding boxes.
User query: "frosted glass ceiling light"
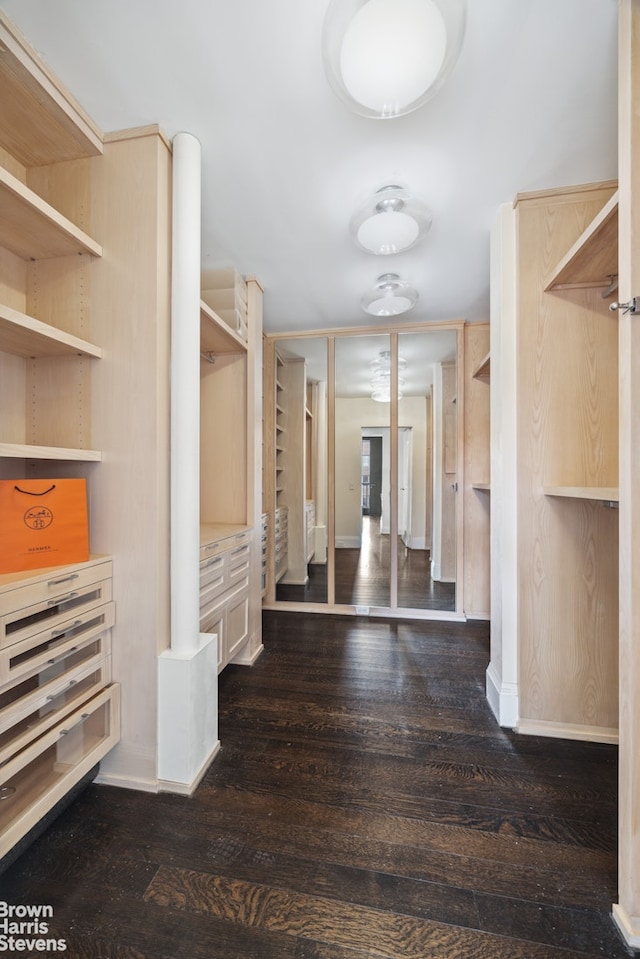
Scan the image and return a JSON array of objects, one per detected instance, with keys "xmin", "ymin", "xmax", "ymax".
[
  {"xmin": 350, "ymin": 185, "xmax": 432, "ymax": 255},
  {"xmin": 322, "ymin": 0, "xmax": 466, "ymax": 119},
  {"xmin": 361, "ymin": 273, "xmax": 418, "ymax": 316}
]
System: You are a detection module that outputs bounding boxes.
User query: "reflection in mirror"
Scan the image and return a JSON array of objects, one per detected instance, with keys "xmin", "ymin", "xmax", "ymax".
[
  {"xmin": 334, "ymin": 334, "xmax": 391, "ymax": 607},
  {"xmin": 397, "ymin": 330, "xmax": 457, "ymax": 611},
  {"xmin": 273, "ymin": 337, "xmax": 328, "ymax": 603}
]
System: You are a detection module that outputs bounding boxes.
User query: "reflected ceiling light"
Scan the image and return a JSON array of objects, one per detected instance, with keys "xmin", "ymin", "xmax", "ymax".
[
  {"xmin": 322, "ymin": 0, "xmax": 466, "ymax": 119},
  {"xmin": 350, "ymin": 185, "xmax": 432, "ymax": 255},
  {"xmin": 369, "ymin": 349, "xmax": 408, "ymax": 374},
  {"xmin": 361, "ymin": 273, "xmax": 418, "ymax": 316},
  {"xmin": 371, "ymin": 386, "xmax": 403, "ymax": 403}
]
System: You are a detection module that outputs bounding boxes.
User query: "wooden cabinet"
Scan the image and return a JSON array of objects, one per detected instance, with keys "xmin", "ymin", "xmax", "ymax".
[
  {"xmin": 200, "ymin": 526, "xmax": 252, "ymax": 672},
  {"xmin": 0, "ymin": 556, "xmax": 118, "ymax": 859},
  {"xmin": 0, "ymin": 14, "xmax": 103, "ymax": 466},
  {"xmin": 199, "ymin": 272, "xmax": 263, "ymax": 671},
  {"xmin": 0, "ymin": 12, "xmax": 123, "ymax": 860},
  {"xmin": 276, "ymin": 354, "xmax": 315, "ymax": 585},
  {"xmin": 489, "ymin": 181, "xmax": 619, "ymax": 742}
]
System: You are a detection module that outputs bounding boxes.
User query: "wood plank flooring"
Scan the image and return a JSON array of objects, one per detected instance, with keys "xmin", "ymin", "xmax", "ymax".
[
  {"xmin": 0, "ymin": 611, "xmax": 631, "ymax": 958},
  {"xmin": 277, "ymin": 515, "xmax": 456, "ymax": 610}
]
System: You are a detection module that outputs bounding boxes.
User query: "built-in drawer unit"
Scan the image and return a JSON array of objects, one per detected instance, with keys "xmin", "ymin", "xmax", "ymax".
[
  {"xmin": 274, "ymin": 507, "xmax": 288, "ymax": 584},
  {"xmin": 199, "ymin": 525, "xmax": 253, "ymax": 673},
  {"xmin": 0, "ymin": 556, "xmax": 119, "ymax": 862},
  {"xmin": 0, "ymin": 683, "xmax": 120, "ymax": 859},
  {"xmin": 305, "ymin": 500, "xmax": 316, "ymax": 564},
  {"xmin": 261, "ymin": 513, "xmax": 268, "ymax": 596}
]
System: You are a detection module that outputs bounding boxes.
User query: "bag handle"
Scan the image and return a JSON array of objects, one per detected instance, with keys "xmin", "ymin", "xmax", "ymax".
[{"xmin": 14, "ymin": 484, "xmax": 56, "ymax": 496}]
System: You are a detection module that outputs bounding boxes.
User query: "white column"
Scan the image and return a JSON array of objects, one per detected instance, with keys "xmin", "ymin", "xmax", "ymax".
[{"xmin": 158, "ymin": 132, "xmax": 219, "ymax": 792}]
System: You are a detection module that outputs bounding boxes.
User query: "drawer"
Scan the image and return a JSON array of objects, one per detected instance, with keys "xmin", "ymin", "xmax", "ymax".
[
  {"xmin": 228, "ymin": 543, "xmax": 250, "ymax": 588},
  {"xmin": 0, "ymin": 603, "xmax": 115, "ymax": 686},
  {"xmin": 0, "ymin": 684, "xmax": 120, "ymax": 858},
  {"xmin": 199, "ymin": 554, "xmax": 227, "ymax": 608},
  {"xmin": 0, "ymin": 650, "xmax": 111, "ymax": 767},
  {"xmin": 1, "ymin": 576, "xmax": 112, "ymax": 650},
  {"xmin": 200, "ymin": 528, "xmax": 252, "ymax": 562},
  {"xmin": 0, "ymin": 561, "xmax": 112, "ymax": 621}
]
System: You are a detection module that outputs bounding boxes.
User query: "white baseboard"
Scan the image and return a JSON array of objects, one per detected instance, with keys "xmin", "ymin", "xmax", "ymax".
[
  {"xmin": 485, "ymin": 662, "xmax": 518, "ymax": 728},
  {"xmin": 335, "ymin": 537, "xmax": 361, "ymax": 548},
  {"xmin": 232, "ymin": 641, "xmax": 264, "ymax": 666},
  {"xmin": 157, "ymin": 740, "xmax": 221, "ymax": 796}
]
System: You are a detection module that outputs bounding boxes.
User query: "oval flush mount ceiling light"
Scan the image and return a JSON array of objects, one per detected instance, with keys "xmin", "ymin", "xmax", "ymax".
[
  {"xmin": 350, "ymin": 185, "xmax": 432, "ymax": 255},
  {"xmin": 322, "ymin": 0, "xmax": 466, "ymax": 119},
  {"xmin": 361, "ymin": 273, "xmax": 419, "ymax": 316}
]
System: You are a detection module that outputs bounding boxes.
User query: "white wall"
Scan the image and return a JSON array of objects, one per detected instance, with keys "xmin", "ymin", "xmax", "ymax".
[{"xmin": 334, "ymin": 395, "xmax": 427, "ymax": 548}]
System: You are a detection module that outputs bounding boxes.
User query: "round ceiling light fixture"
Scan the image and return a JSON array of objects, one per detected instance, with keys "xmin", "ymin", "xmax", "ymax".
[
  {"xmin": 361, "ymin": 273, "xmax": 419, "ymax": 316},
  {"xmin": 322, "ymin": 0, "xmax": 466, "ymax": 119},
  {"xmin": 350, "ymin": 184, "xmax": 432, "ymax": 255}
]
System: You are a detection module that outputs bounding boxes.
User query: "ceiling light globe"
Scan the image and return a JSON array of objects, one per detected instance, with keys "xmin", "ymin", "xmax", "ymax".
[
  {"xmin": 350, "ymin": 185, "xmax": 432, "ymax": 255},
  {"xmin": 322, "ymin": 0, "xmax": 466, "ymax": 119},
  {"xmin": 340, "ymin": 0, "xmax": 446, "ymax": 114},
  {"xmin": 361, "ymin": 273, "xmax": 419, "ymax": 316}
]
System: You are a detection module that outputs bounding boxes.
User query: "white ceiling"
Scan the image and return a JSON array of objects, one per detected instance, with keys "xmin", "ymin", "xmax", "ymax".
[{"xmin": 0, "ymin": 0, "xmax": 619, "ymax": 336}]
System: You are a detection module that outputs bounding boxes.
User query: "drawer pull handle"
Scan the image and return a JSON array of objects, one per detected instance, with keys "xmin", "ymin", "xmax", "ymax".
[
  {"xmin": 231, "ymin": 546, "xmax": 248, "ymax": 556},
  {"xmin": 204, "ymin": 544, "xmax": 219, "ymax": 552},
  {"xmin": 45, "ymin": 679, "xmax": 75, "ymax": 701},
  {"xmin": 51, "ymin": 620, "xmax": 82, "ymax": 638},
  {"xmin": 47, "ymin": 591, "xmax": 79, "ymax": 607},
  {"xmin": 59, "ymin": 711, "xmax": 89, "ymax": 736},
  {"xmin": 48, "ymin": 573, "xmax": 80, "ymax": 587},
  {"xmin": 202, "ymin": 558, "xmax": 223, "ymax": 569},
  {"xmin": 47, "ymin": 645, "xmax": 78, "ymax": 665},
  {"xmin": 0, "ymin": 787, "xmax": 16, "ymax": 800}
]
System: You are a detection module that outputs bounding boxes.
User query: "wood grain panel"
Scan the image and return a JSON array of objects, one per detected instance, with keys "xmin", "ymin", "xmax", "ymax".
[
  {"xmin": 514, "ymin": 186, "xmax": 619, "ymax": 736},
  {"xmin": 463, "ymin": 323, "xmax": 490, "ymax": 618}
]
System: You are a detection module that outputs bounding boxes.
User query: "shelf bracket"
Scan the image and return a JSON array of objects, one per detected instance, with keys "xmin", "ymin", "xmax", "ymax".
[
  {"xmin": 609, "ymin": 297, "xmax": 639, "ymax": 315},
  {"xmin": 601, "ymin": 274, "xmax": 618, "ymax": 298},
  {"xmin": 200, "ymin": 351, "xmax": 216, "ymax": 364}
]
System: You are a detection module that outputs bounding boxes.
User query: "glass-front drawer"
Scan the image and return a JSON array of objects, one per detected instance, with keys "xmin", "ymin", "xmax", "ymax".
[
  {"xmin": 0, "ymin": 603, "xmax": 115, "ymax": 686},
  {"xmin": 0, "ymin": 649, "xmax": 111, "ymax": 767},
  {"xmin": 0, "ymin": 684, "xmax": 120, "ymax": 859}
]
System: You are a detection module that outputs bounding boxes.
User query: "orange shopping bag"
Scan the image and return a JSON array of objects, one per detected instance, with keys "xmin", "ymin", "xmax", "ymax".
[{"xmin": 0, "ymin": 479, "xmax": 89, "ymax": 574}]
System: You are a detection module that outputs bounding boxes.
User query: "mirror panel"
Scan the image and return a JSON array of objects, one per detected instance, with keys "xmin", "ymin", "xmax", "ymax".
[
  {"xmin": 397, "ymin": 330, "xmax": 457, "ymax": 610},
  {"xmin": 334, "ymin": 334, "xmax": 391, "ymax": 608},
  {"xmin": 274, "ymin": 337, "xmax": 328, "ymax": 603}
]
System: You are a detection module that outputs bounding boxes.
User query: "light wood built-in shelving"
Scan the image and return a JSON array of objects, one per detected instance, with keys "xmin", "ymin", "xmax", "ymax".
[
  {"xmin": 545, "ymin": 189, "xmax": 618, "ymax": 292},
  {"xmin": 200, "ymin": 300, "xmax": 247, "ymax": 357},
  {"xmin": 0, "ymin": 165, "xmax": 102, "ymax": 260},
  {"xmin": 544, "ymin": 485, "xmax": 619, "ymax": 503},
  {"xmin": 0, "ymin": 443, "xmax": 101, "ymax": 461},
  {"xmin": 0, "ymin": 302, "xmax": 102, "ymax": 358},
  {"xmin": 472, "ymin": 483, "xmax": 491, "ymax": 492},
  {"xmin": 471, "ymin": 352, "xmax": 490, "ymax": 381}
]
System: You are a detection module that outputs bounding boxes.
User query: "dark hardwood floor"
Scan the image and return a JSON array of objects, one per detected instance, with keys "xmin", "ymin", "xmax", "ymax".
[
  {"xmin": 277, "ymin": 515, "xmax": 456, "ymax": 610},
  {"xmin": 0, "ymin": 611, "xmax": 631, "ymax": 958}
]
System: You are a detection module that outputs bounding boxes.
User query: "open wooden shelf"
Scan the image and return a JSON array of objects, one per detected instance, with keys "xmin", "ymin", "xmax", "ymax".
[
  {"xmin": 0, "ymin": 302, "xmax": 102, "ymax": 358},
  {"xmin": 0, "ymin": 442, "xmax": 102, "ymax": 461},
  {"xmin": 472, "ymin": 483, "xmax": 491, "ymax": 492},
  {"xmin": 0, "ymin": 12, "xmax": 103, "ymax": 167},
  {"xmin": 200, "ymin": 300, "xmax": 247, "ymax": 356},
  {"xmin": 0, "ymin": 165, "xmax": 102, "ymax": 260},
  {"xmin": 472, "ymin": 352, "xmax": 490, "ymax": 381},
  {"xmin": 543, "ymin": 485, "xmax": 619, "ymax": 503},
  {"xmin": 545, "ymin": 191, "xmax": 618, "ymax": 292}
]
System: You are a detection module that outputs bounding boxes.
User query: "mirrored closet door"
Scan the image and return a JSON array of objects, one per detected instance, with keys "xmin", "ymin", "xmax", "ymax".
[{"xmin": 263, "ymin": 322, "xmax": 463, "ymax": 617}]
